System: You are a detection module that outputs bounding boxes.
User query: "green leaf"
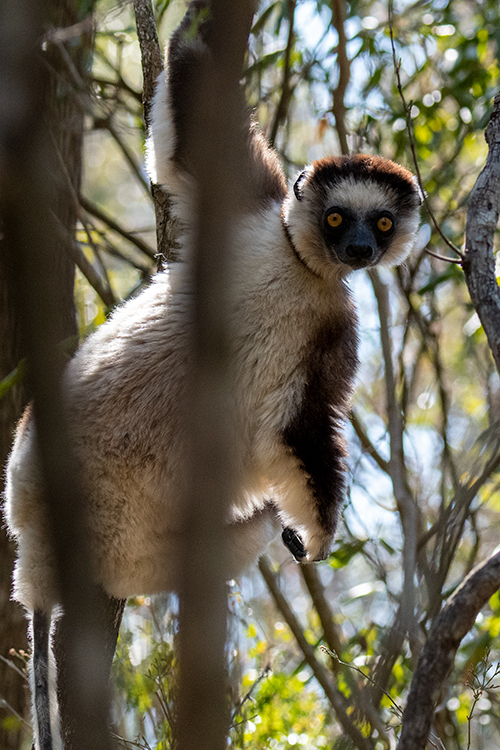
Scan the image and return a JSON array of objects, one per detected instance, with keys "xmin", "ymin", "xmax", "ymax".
[
  {"xmin": 330, "ymin": 539, "xmax": 366, "ymax": 569},
  {"xmin": 0, "ymin": 360, "xmax": 26, "ymax": 400},
  {"xmin": 417, "ymin": 263, "xmax": 463, "ymax": 295},
  {"xmin": 244, "ymin": 50, "xmax": 285, "ymax": 77},
  {"xmin": 251, "ymin": 2, "xmax": 279, "ymax": 36}
]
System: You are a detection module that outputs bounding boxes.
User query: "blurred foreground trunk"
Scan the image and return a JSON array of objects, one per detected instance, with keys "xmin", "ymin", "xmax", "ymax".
[{"xmin": 0, "ymin": 1, "xmax": 92, "ymax": 747}]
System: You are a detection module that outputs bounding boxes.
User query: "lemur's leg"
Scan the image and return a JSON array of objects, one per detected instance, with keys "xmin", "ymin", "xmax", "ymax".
[{"xmin": 51, "ymin": 589, "xmax": 125, "ymax": 749}]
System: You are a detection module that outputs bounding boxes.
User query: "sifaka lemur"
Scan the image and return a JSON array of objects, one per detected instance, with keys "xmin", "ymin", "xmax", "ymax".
[{"xmin": 4, "ymin": 2, "xmax": 421, "ymax": 747}]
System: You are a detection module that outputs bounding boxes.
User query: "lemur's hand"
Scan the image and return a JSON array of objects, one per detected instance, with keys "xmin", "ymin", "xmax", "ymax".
[
  {"xmin": 282, "ymin": 526, "xmax": 334, "ymax": 562},
  {"xmin": 281, "ymin": 527, "xmax": 306, "ymax": 561}
]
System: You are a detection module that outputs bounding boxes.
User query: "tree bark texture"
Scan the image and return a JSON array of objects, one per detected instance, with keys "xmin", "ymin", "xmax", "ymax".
[
  {"xmin": 0, "ymin": 1, "xmax": 91, "ymax": 747},
  {"xmin": 0, "ymin": 246, "xmax": 29, "ymax": 749},
  {"xmin": 463, "ymin": 90, "xmax": 500, "ymax": 375},
  {"xmin": 397, "ymin": 551, "xmax": 500, "ymax": 749},
  {"xmin": 133, "ymin": 0, "xmax": 179, "ymax": 260},
  {"xmin": 1, "ymin": 0, "xmax": 118, "ymax": 746}
]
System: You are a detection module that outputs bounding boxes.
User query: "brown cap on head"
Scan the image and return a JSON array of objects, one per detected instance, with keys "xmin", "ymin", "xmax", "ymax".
[{"xmin": 298, "ymin": 154, "xmax": 422, "ymax": 210}]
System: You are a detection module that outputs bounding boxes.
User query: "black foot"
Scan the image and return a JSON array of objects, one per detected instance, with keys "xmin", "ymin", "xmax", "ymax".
[{"xmin": 282, "ymin": 527, "xmax": 306, "ymax": 561}]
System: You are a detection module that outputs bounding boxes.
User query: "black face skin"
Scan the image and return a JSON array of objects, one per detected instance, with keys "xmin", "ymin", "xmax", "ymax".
[{"xmin": 322, "ymin": 205, "xmax": 396, "ymax": 269}]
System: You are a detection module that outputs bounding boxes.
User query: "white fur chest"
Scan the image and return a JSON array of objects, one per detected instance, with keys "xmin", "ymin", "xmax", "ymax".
[{"xmin": 228, "ymin": 206, "xmax": 348, "ymax": 466}]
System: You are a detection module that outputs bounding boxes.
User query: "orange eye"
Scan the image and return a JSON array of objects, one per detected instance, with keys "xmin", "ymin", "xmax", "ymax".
[
  {"xmin": 377, "ymin": 216, "xmax": 393, "ymax": 232},
  {"xmin": 327, "ymin": 212, "xmax": 343, "ymax": 228}
]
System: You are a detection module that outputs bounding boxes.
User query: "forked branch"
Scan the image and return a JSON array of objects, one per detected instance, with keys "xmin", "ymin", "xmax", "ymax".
[{"xmin": 397, "ymin": 551, "xmax": 500, "ymax": 749}]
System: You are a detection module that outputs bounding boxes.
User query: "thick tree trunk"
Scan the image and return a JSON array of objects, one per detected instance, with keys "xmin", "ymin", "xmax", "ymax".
[
  {"xmin": 0, "ymin": 2, "xmax": 92, "ymax": 747},
  {"xmin": 0, "ymin": 259, "xmax": 29, "ymax": 749}
]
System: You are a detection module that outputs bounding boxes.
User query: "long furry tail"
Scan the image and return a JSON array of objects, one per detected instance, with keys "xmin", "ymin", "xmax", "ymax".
[{"xmin": 32, "ymin": 610, "xmax": 53, "ymax": 750}]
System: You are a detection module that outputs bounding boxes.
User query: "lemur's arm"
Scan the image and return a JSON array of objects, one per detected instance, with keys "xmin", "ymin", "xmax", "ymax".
[
  {"xmin": 281, "ymin": 318, "xmax": 359, "ymax": 562},
  {"xmin": 148, "ymin": 0, "xmax": 287, "ymax": 209}
]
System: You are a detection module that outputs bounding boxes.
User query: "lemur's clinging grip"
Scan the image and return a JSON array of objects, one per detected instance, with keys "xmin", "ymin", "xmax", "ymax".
[{"xmin": 4, "ymin": 2, "xmax": 421, "ymax": 747}]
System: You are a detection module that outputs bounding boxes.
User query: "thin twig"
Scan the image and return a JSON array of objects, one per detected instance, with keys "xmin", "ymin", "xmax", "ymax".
[
  {"xmin": 80, "ymin": 196, "xmax": 156, "ymax": 260},
  {"xmin": 350, "ymin": 410, "xmax": 391, "ymax": 474},
  {"xmin": 98, "ymin": 118, "xmax": 152, "ymax": 201},
  {"xmin": 89, "ymin": 231, "xmax": 152, "ymax": 276},
  {"xmin": 52, "ymin": 215, "xmax": 116, "ymax": 307},
  {"xmin": 0, "ymin": 654, "xmax": 28, "ymax": 682},
  {"xmin": 425, "ymin": 249, "xmax": 462, "ymax": 264},
  {"xmin": 0, "ymin": 697, "xmax": 32, "ymax": 730},
  {"xmin": 92, "ymin": 75, "xmax": 143, "ymax": 104},
  {"xmin": 320, "ymin": 646, "xmax": 402, "ymax": 716},
  {"xmin": 259, "ymin": 556, "xmax": 375, "ymax": 750},
  {"xmin": 46, "ymin": 125, "xmax": 117, "ymax": 305},
  {"xmin": 231, "ymin": 666, "xmax": 270, "ymax": 722},
  {"xmin": 110, "ymin": 732, "xmax": 151, "ymax": 750},
  {"xmin": 387, "ymin": 0, "xmax": 463, "ymax": 261}
]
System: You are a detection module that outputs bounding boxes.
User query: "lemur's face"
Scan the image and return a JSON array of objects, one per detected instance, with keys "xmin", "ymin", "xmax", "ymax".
[
  {"xmin": 284, "ymin": 155, "xmax": 422, "ymax": 278},
  {"xmin": 322, "ymin": 201, "xmax": 396, "ymax": 270}
]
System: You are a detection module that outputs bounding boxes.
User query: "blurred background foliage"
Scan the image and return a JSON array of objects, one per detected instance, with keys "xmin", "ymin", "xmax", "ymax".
[{"xmin": 2, "ymin": 0, "xmax": 500, "ymax": 747}]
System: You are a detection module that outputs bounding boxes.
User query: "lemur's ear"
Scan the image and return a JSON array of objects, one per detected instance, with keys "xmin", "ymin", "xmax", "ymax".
[
  {"xmin": 293, "ymin": 170, "xmax": 308, "ymax": 202},
  {"xmin": 413, "ymin": 175, "xmax": 425, "ymax": 206}
]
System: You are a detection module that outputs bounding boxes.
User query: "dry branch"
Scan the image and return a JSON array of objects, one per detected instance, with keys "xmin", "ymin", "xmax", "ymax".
[
  {"xmin": 369, "ymin": 269, "xmax": 419, "ymax": 639},
  {"xmin": 80, "ymin": 196, "xmax": 156, "ymax": 260},
  {"xmin": 132, "ymin": 0, "xmax": 178, "ymax": 260},
  {"xmin": 259, "ymin": 557, "xmax": 374, "ymax": 750},
  {"xmin": 463, "ymin": 91, "xmax": 500, "ymax": 375},
  {"xmin": 350, "ymin": 410, "xmax": 390, "ymax": 474},
  {"xmin": 330, "ymin": 0, "xmax": 350, "ymax": 156},
  {"xmin": 0, "ymin": 1, "xmax": 114, "ymax": 747},
  {"xmin": 397, "ymin": 550, "xmax": 500, "ymax": 749}
]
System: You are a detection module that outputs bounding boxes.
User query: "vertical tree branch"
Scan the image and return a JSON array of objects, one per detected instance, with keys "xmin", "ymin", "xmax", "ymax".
[
  {"xmin": 132, "ymin": 0, "xmax": 178, "ymax": 260},
  {"xmin": 369, "ymin": 270, "xmax": 419, "ymax": 641},
  {"xmin": 330, "ymin": 0, "xmax": 350, "ymax": 156},
  {"xmin": 463, "ymin": 91, "xmax": 500, "ymax": 375},
  {"xmin": 0, "ymin": 2, "xmax": 114, "ymax": 748},
  {"xmin": 168, "ymin": 3, "xmax": 257, "ymax": 750}
]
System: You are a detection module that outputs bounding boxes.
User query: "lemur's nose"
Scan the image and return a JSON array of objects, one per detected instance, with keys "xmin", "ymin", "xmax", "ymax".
[{"xmin": 345, "ymin": 244, "xmax": 375, "ymax": 260}]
